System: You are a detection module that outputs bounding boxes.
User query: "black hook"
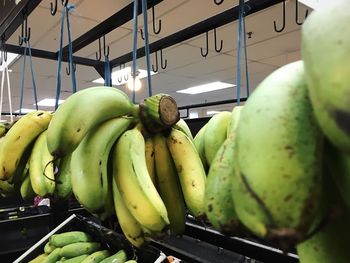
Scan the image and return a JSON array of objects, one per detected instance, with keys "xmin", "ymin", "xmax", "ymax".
[
  {"xmin": 50, "ymin": 0, "xmax": 57, "ymax": 15},
  {"xmin": 0, "ymin": 42, "xmax": 3, "ymax": 66},
  {"xmin": 214, "ymin": 28, "xmax": 223, "ymax": 53},
  {"xmin": 140, "ymin": 29, "xmax": 145, "ymax": 40},
  {"xmin": 18, "ymin": 14, "xmax": 31, "ymax": 46},
  {"xmin": 201, "ymin": 31, "xmax": 209, "ymax": 58},
  {"xmin": 151, "ymin": 6, "xmax": 161, "ymax": 34},
  {"xmin": 152, "ymin": 52, "xmax": 158, "ymax": 73},
  {"xmin": 118, "ymin": 64, "xmax": 128, "ymax": 83},
  {"xmin": 66, "ymin": 63, "xmax": 76, "ymax": 75},
  {"xmin": 273, "ymin": 0, "xmax": 286, "ymax": 33},
  {"xmin": 295, "ymin": 0, "xmax": 309, "ymax": 25},
  {"xmin": 103, "ymin": 35, "xmax": 109, "ymax": 58},
  {"xmin": 160, "ymin": 49, "xmax": 167, "ymax": 70},
  {"xmin": 214, "ymin": 0, "xmax": 224, "ymax": 5},
  {"xmin": 95, "ymin": 38, "xmax": 101, "ymax": 61},
  {"xmin": 62, "ymin": 0, "xmax": 69, "ymax": 7}
]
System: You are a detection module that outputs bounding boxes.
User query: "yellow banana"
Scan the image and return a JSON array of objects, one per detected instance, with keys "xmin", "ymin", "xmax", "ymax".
[
  {"xmin": 144, "ymin": 137, "xmax": 156, "ymax": 186},
  {"xmin": 174, "ymin": 118, "xmax": 193, "ymax": 141},
  {"xmin": 166, "ymin": 128, "xmax": 206, "ymax": 218},
  {"xmin": 71, "ymin": 117, "xmax": 132, "ymax": 215},
  {"xmin": 113, "ymin": 128, "xmax": 169, "ymax": 232},
  {"xmin": 153, "ymin": 134, "xmax": 186, "ymax": 235},
  {"xmin": 0, "ymin": 110, "xmax": 52, "ymax": 181},
  {"xmin": 47, "ymin": 87, "xmax": 135, "ymax": 158}
]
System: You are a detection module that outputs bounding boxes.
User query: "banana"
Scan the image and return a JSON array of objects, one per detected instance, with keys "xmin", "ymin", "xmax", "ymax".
[
  {"xmin": 55, "ymin": 154, "xmax": 72, "ymax": 200},
  {"xmin": 112, "ymin": 178, "xmax": 145, "ymax": 248},
  {"xmin": 0, "ymin": 110, "xmax": 52, "ymax": 181},
  {"xmin": 43, "ymin": 247, "xmax": 61, "ymax": 263},
  {"xmin": 0, "ymin": 179, "xmax": 14, "ymax": 197},
  {"xmin": 193, "ymin": 124, "xmax": 208, "ymax": 172},
  {"xmin": 47, "ymin": 87, "xmax": 135, "ymax": 158},
  {"xmin": 174, "ymin": 118, "xmax": 193, "ymax": 141},
  {"xmin": 29, "ymin": 130, "xmax": 55, "ymax": 197},
  {"xmin": 205, "ymin": 106, "xmax": 243, "ymax": 234},
  {"xmin": 302, "ymin": 0, "xmax": 350, "ymax": 153},
  {"xmin": 44, "ymin": 241, "xmax": 56, "ymax": 254},
  {"xmin": 71, "ymin": 117, "xmax": 132, "ymax": 215},
  {"xmin": 97, "ymin": 174, "xmax": 114, "ymax": 221},
  {"xmin": 60, "ymin": 242, "xmax": 101, "ymax": 258},
  {"xmin": 144, "ymin": 137, "xmax": 156, "ymax": 185},
  {"xmin": 50, "ymin": 231, "xmax": 92, "ymax": 247},
  {"xmin": 100, "ymin": 250, "xmax": 127, "ymax": 263},
  {"xmin": 204, "ymin": 111, "xmax": 231, "ymax": 165},
  {"xmin": 166, "ymin": 128, "xmax": 206, "ymax": 218},
  {"xmin": 232, "ymin": 61, "xmax": 323, "ymax": 247},
  {"xmin": 113, "ymin": 127, "xmax": 169, "ymax": 232},
  {"xmin": 20, "ymin": 170, "xmax": 36, "ymax": 201},
  {"xmin": 153, "ymin": 134, "xmax": 186, "ymax": 235},
  {"xmin": 81, "ymin": 250, "xmax": 111, "ymax": 263}
]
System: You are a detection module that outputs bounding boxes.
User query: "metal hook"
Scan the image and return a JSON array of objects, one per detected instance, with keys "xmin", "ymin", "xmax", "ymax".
[
  {"xmin": 62, "ymin": 0, "xmax": 69, "ymax": 7},
  {"xmin": 151, "ymin": 6, "xmax": 161, "ymax": 34},
  {"xmin": 214, "ymin": 28, "xmax": 223, "ymax": 53},
  {"xmin": 295, "ymin": 0, "xmax": 308, "ymax": 25},
  {"xmin": 273, "ymin": 0, "xmax": 286, "ymax": 33},
  {"xmin": 214, "ymin": 0, "xmax": 224, "ymax": 5},
  {"xmin": 50, "ymin": 0, "xmax": 58, "ymax": 16},
  {"xmin": 66, "ymin": 63, "xmax": 76, "ymax": 75},
  {"xmin": 103, "ymin": 35, "xmax": 109, "ymax": 58},
  {"xmin": 160, "ymin": 49, "xmax": 167, "ymax": 70},
  {"xmin": 118, "ymin": 64, "xmax": 126, "ymax": 83},
  {"xmin": 201, "ymin": 31, "xmax": 209, "ymax": 58},
  {"xmin": 95, "ymin": 38, "xmax": 101, "ymax": 61},
  {"xmin": 140, "ymin": 29, "xmax": 145, "ymax": 40},
  {"xmin": 18, "ymin": 15, "xmax": 31, "ymax": 46},
  {"xmin": 0, "ymin": 42, "xmax": 3, "ymax": 66},
  {"xmin": 152, "ymin": 52, "xmax": 158, "ymax": 73}
]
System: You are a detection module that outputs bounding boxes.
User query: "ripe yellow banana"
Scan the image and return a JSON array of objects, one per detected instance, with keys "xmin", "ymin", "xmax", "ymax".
[
  {"xmin": 0, "ymin": 110, "xmax": 52, "ymax": 181},
  {"xmin": 47, "ymin": 87, "xmax": 135, "ymax": 158},
  {"xmin": 174, "ymin": 118, "xmax": 193, "ymax": 141},
  {"xmin": 144, "ymin": 137, "xmax": 156, "ymax": 186},
  {"xmin": 153, "ymin": 134, "xmax": 186, "ymax": 235},
  {"xmin": 232, "ymin": 61, "xmax": 323, "ymax": 246},
  {"xmin": 193, "ymin": 124, "xmax": 208, "ymax": 172},
  {"xmin": 204, "ymin": 111, "xmax": 231, "ymax": 165},
  {"xmin": 166, "ymin": 128, "xmax": 206, "ymax": 218},
  {"xmin": 29, "ymin": 130, "xmax": 55, "ymax": 197},
  {"xmin": 113, "ymin": 127, "xmax": 169, "ymax": 232},
  {"xmin": 112, "ymin": 177, "xmax": 145, "ymax": 247},
  {"xmin": 71, "ymin": 117, "xmax": 132, "ymax": 215}
]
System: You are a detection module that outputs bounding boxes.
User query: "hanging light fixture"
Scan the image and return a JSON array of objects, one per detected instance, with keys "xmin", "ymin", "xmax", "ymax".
[{"xmin": 127, "ymin": 70, "xmax": 142, "ymax": 92}]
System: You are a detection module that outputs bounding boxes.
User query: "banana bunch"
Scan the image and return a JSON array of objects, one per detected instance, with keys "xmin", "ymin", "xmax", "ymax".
[{"xmin": 29, "ymin": 230, "xmax": 131, "ymax": 263}]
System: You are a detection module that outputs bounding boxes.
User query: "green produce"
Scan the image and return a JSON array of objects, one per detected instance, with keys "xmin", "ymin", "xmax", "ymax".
[
  {"xmin": 60, "ymin": 242, "xmax": 101, "ymax": 258},
  {"xmin": 302, "ymin": 0, "xmax": 350, "ymax": 153},
  {"xmin": 100, "ymin": 250, "xmax": 127, "ymax": 263},
  {"xmin": 232, "ymin": 61, "xmax": 323, "ymax": 247},
  {"xmin": 50, "ymin": 231, "xmax": 92, "ymax": 247},
  {"xmin": 193, "ymin": 124, "xmax": 208, "ymax": 171},
  {"xmin": 28, "ymin": 253, "xmax": 47, "ymax": 263},
  {"xmin": 166, "ymin": 128, "xmax": 206, "ymax": 218},
  {"xmin": 174, "ymin": 118, "xmax": 193, "ymax": 141},
  {"xmin": 144, "ymin": 137, "xmax": 156, "ymax": 186},
  {"xmin": 56, "ymin": 154, "xmax": 72, "ymax": 200},
  {"xmin": 81, "ymin": 250, "xmax": 111, "ymax": 263},
  {"xmin": 60, "ymin": 254, "xmax": 89, "ymax": 263},
  {"xmin": 43, "ymin": 247, "xmax": 61, "ymax": 263},
  {"xmin": 44, "ymin": 241, "xmax": 56, "ymax": 254}
]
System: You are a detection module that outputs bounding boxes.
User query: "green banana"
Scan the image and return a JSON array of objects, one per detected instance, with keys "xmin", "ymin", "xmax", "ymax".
[
  {"xmin": 71, "ymin": 117, "xmax": 132, "ymax": 215},
  {"xmin": 205, "ymin": 106, "xmax": 243, "ymax": 234},
  {"xmin": 232, "ymin": 61, "xmax": 323, "ymax": 247},
  {"xmin": 0, "ymin": 179, "xmax": 14, "ymax": 197},
  {"xmin": 174, "ymin": 118, "xmax": 193, "ymax": 141},
  {"xmin": 29, "ymin": 253, "xmax": 47, "ymax": 263},
  {"xmin": 204, "ymin": 111, "xmax": 231, "ymax": 165},
  {"xmin": 144, "ymin": 137, "xmax": 156, "ymax": 186},
  {"xmin": 44, "ymin": 241, "xmax": 56, "ymax": 254},
  {"xmin": 59, "ymin": 254, "xmax": 89, "ymax": 263},
  {"xmin": 302, "ymin": 0, "xmax": 350, "ymax": 153},
  {"xmin": 0, "ymin": 110, "xmax": 52, "ymax": 181},
  {"xmin": 166, "ymin": 128, "xmax": 206, "ymax": 218},
  {"xmin": 113, "ymin": 128, "xmax": 169, "ymax": 232},
  {"xmin": 20, "ymin": 170, "xmax": 36, "ymax": 201},
  {"xmin": 29, "ymin": 130, "xmax": 55, "ymax": 197},
  {"xmin": 81, "ymin": 250, "xmax": 111, "ymax": 263},
  {"xmin": 125, "ymin": 261, "xmax": 137, "ymax": 263},
  {"xmin": 193, "ymin": 124, "xmax": 208, "ymax": 172},
  {"xmin": 47, "ymin": 87, "xmax": 135, "ymax": 158},
  {"xmin": 55, "ymin": 154, "xmax": 72, "ymax": 200},
  {"xmin": 112, "ymin": 178, "xmax": 145, "ymax": 248},
  {"xmin": 49, "ymin": 231, "xmax": 92, "ymax": 247},
  {"xmin": 100, "ymin": 250, "xmax": 127, "ymax": 263},
  {"xmin": 153, "ymin": 134, "xmax": 186, "ymax": 235},
  {"xmin": 43, "ymin": 247, "xmax": 61, "ymax": 263},
  {"xmin": 60, "ymin": 242, "xmax": 101, "ymax": 258}
]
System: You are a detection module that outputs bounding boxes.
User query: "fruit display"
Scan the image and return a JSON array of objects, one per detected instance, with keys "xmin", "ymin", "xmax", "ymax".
[{"xmin": 28, "ymin": 230, "xmax": 131, "ymax": 263}]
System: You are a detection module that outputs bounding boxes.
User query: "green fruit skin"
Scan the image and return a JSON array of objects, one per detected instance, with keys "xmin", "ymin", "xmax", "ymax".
[
  {"xmin": 193, "ymin": 124, "xmax": 208, "ymax": 172},
  {"xmin": 81, "ymin": 250, "xmax": 111, "ymax": 263},
  {"xmin": 232, "ymin": 61, "xmax": 323, "ymax": 240},
  {"xmin": 56, "ymin": 154, "xmax": 73, "ymax": 200},
  {"xmin": 60, "ymin": 242, "xmax": 101, "ymax": 258},
  {"xmin": 60, "ymin": 254, "xmax": 89, "ymax": 263},
  {"xmin": 43, "ymin": 247, "xmax": 61, "ymax": 263},
  {"xmin": 100, "ymin": 250, "xmax": 127, "ymax": 263},
  {"xmin": 44, "ymin": 241, "xmax": 56, "ymax": 254},
  {"xmin": 50, "ymin": 231, "xmax": 92, "ymax": 247},
  {"xmin": 302, "ymin": 0, "xmax": 350, "ymax": 153}
]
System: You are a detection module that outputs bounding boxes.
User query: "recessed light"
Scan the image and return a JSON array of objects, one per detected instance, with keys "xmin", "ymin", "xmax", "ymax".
[
  {"xmin": 35, "ymin": 98, "xmax": 65, "ymax": 107},
  {"xmin": 176, "ymin": 82, "xmax": 235, "ymax": 95}
]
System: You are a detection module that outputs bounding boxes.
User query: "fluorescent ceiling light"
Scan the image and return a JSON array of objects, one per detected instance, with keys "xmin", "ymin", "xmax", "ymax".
[
  {"xmin": 177, "ymin": 82, "xmax": 235, "ymax": 95},
  {"xmin": 189, "ymin": 112, "xmax": 199, "ymax": 119},
  {"xmin": 92, "ymin": 67, "xmax": 157, "ymax": 85},
  {"xmin": 0, "ymin": 52, "xmax": 19, "ymax": 71},
  {"xmin": 35, "ymin": 98, "xmax": 65, "ymax": 107},
  {"xmin": 207, "ymin": 110, "xmax": 221, "ymax": 116},
  {"xmin": 15, "ymin": 108, "xmax": 36, "ymax": 114}
]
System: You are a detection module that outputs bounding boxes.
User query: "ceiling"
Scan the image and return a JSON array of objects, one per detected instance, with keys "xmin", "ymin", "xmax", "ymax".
[{"xmin": 1, "ymin": 0, "xmax": 310, "ymax": 118}]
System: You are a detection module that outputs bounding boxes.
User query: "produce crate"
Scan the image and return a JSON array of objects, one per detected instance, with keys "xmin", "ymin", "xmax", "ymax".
[{"xmin": 14, "ymin": 214, "xmax": 164, "ymax": 263}]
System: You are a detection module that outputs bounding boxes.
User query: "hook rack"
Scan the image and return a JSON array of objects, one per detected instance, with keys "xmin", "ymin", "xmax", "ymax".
[
  {"xmin": 273, "ymin": 0, "xmax": 286, "ymax": 33},
  {"xmin": 214, "ymin": 0, "xmax": 224, "ymax": 5},
  {"xmin": 117, "ymin": 63, "xmax": 129, "ymax": 83},
  {"xmin": 18, "ymin": 14, "xmax": 31, "ymax": 46},
  {"xmin": 295, "ymin": 0, "xmax": 308, "ymax": 25},
  {"xmin": 213, "ymin": 28, "xmax": 223, "ymax": 52},
  {"xmin": 140, "ymin": 5, "xmax": 162, "ymax": 39},
  {"xmin": 201, "ymin": 31, "xmax": 209, "ymax": 58},
  {"xmin": 66, "ymin": 62, "xmax": 76, "ymax": 75},
  {"xmin": 95, "ymin": 35, "xmax": 109, "ymax": 61},
  {"xmin": 96, "ymin": 37, "xmax": 102, "ymax": 61},
  {"xmin": 200, "ymin": 28, "xmax": 223, "ymax": 57},
  {"xmin": 152, "ymin": 49, "xmax": 167, "ymax": 72},
  {"xmin": 50, "ymin": 0, "xmax": 69, "ymax": 16}
]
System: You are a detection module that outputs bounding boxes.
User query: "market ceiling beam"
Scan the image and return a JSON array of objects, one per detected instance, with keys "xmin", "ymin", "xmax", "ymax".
[
  {"xmin": 0, "ymin": 0, "xmax": 42, "ymax": 42},
  {"xmin": 61, "ymin": 0, "xmax": 164, "ymax": 56},
  {"xmin": 110, "ymin": 0, "xmax": 284, "ymax": 68}
]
